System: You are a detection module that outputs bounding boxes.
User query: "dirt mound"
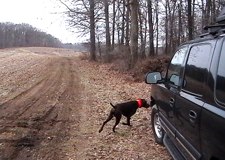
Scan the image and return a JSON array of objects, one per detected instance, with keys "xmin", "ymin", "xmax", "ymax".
[
  {"xmin": 109, "ymin": 55, "xmax": 171, "ymax": 82},
  {"xmin": 131, "ymin": 56, "xmax": 171, "ymax": 82}
]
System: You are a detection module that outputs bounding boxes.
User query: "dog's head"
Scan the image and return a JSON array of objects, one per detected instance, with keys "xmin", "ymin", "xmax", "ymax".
[{"xmin": 137, "ymin": 99, "xmax": 150, "ymax": 108}]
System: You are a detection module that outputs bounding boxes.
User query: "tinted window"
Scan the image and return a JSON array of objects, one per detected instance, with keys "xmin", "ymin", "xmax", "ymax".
[
  {"xmin": 183, "ymin": 44, "xmax": 211, "ymax": 95},
  {"xmin": 216, "ymin": 41, "xmax": 225, "ymax": 104},
  {"xmin": 167, "ymin": 46, "xmax": 187, "ymax": 86}
]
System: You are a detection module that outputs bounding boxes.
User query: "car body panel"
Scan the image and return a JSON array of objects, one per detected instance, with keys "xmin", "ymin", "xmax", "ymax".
[{"xmin": 148, "ymin": 35, "xmax": 225, "ymax": 159}]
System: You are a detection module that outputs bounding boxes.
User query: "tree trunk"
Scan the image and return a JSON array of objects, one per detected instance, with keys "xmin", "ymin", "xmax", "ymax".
[
  {"xmin": 165, "ymin": 1, "xmax": 168, "ymax": 54},
  {"xmin": 139, "ymin": 8, "xmax": 146, "ymax": 59},
  {"xmin": 155, "ymin": 0, "xmax": 159, "ymax": 55},
  {"xmin": 171, "ymin": 1, "xmax": 177, "ymax": 53},
  {"xmin": 121, "ymin": 0, "xmax": 126, "ymax": 45},
  {"xmin": 178, "ymin": 3, "xmax": 182, "ymax": 46},
  {"xmin": 188, "ymin": 0, "xmax": 193, "ymax": 40},
  {"xmin": 130, "ymin": 0, "xmax": 139, "ymax": 68},
  {"xmin": 211, "ymin": 0, "xmax": 216, "ymax": 23},
  {"xmin": 147, "ymin": 0, "xmax": 154, "ymax": 57},
  {"xmin": 116, "ymin": 1, "xmax": 121, "ymax": 44},
  {"xmin": 201, "ymin": 0, "xmax": 206, "ymax": 31},
  {"xmin": 104, "ymin": 0, "xmax": 111, "ymax": 62},
  {"xmin": 97, "ymin": 34, "xmax": 102, "ymax": 59},
  {"xmin": 89, "ymin": 0, "xmax": 96, "ymax": 61},
  {"xmin": 125, "ymin": 0, "xmax": 130, "ymax": 46},
  {"xmin": 112, "ymin": 0, "xmax": 116, "ymax": 50}
]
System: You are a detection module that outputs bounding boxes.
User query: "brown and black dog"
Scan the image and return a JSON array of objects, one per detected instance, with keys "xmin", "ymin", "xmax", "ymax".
[{"xmin": 99, "ymin": 99, "xmax": 150, "ymax": 133}]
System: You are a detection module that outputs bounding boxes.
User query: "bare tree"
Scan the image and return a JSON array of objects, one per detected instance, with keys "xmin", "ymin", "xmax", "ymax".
[
  {"xmin": 188, "ymin": 0, "xmax": 193, "ymax": 40},
  {"xmin": 155, "ymin": 0, "xmax": 159, "ymax": 55},
  {"xmin": 125, "ymin": 0, "xmax": 130, "ymax": 46},
  {"xmin": 59, "ymin": 0, "xmax": 96, "ymax": 61},
  {"xmin": 89, "ymin": 0, "xmax": 96, "ymax": 61},
  {"xmin": 112, "ymin": 0, "xmax": 116, "ymax": 49},
  {"xmin": 147, "ymin": 0, "xmax": 154, "ymax": 56},
  {"xmin": 104, "ymin": 0, "xmax": 111, "ymax": 62},
  {"xmin": 130, "ymin": 0, "xmax": 139, "ymax": 68},
  {"xmin": 58, "ymin": 0, "xmax": 225, "ymax": 62},
  {"xmin": 139, "ymin": 1, "xmax": 147, "ymax": 59}
]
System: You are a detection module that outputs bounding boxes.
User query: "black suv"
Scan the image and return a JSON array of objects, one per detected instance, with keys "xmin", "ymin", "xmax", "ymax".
[{"xmin": 145, "ymin": 8, "xmax": 225, "ymax": 160}]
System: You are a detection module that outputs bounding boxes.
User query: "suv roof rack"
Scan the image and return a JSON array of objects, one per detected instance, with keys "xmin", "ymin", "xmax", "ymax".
[
  {"xmin": 203, "ymin": 24, "xmax": 225, "ymax": 35},
  {"xmin": 201, "ymin": 7, "xmax": 225, "ymax": 37},
  {"xmin": 216, "ymin": 7, "xmax": 225, "ymax": 24}
]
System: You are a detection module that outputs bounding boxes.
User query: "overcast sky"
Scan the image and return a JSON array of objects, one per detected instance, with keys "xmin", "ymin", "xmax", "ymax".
[{"xmin": 0, "ymin": 0, "xmax": 83, "ymax": 43}]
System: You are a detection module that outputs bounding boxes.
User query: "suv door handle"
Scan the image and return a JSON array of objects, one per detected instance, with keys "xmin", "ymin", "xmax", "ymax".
[
  {"xmin": 189, "ymin": 110, "xmax": 197, "ymax": 119},
  {"xmin": 169, "ymin": 98, "xmax": 175, "ymax": 107}
]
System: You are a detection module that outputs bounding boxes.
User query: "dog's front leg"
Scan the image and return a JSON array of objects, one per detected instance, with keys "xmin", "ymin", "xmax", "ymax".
[{"xmin": 122, "ymin": 117, "xmax": 132, "ymax": 126}]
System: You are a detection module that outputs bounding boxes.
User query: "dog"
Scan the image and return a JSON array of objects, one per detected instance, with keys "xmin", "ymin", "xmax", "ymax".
[{"xmin": 99, "ymin": 99, "xmax": 150, "ymax": 133}]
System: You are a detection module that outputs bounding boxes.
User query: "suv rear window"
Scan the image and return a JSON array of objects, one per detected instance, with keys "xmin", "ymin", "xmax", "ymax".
[
  {"xmin": 216, "ymin": 40, "xmax": 225, "ymax": 104},
  {"xmin": 183, "ymin": 44, "xmax": 211, "ymax": 95}
]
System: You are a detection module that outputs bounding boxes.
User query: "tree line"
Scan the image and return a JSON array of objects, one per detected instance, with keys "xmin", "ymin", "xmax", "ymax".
[
  {"xmin": 0, "ymin": 22, "xmax": 62, "ymax": 49},
  {"xmin": 61, "ymin": 0, "xmax": 224, "ymax": 68}
]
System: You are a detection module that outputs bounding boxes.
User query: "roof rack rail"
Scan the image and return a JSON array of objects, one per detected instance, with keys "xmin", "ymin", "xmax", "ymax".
[
  {"xmin": 199, "ymin": 32, "xmax": 211, "ymax": 38},
  {"xmin": 203, "ymin": 24, "xmax": 225, "ymax": 35}
]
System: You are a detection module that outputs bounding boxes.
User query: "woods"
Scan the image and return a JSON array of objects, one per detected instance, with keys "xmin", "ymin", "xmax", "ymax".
[
  {"xmin": 1, "ymin": 1, "xmax": 224, "ymax": 68},
  {"xmin": 60, "ymin": 0, "xmax": 225, "ymax": 67},
  {"xmin": 0, "ymin": 23, "xmax": 62, "ymax": 48}
]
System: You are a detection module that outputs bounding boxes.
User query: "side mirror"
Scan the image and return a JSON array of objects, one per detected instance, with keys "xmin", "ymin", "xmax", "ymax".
[
  {"xmin": 169, "ymin": 74, "xmax": 179, "ymax": 86},
  {"xmin": 145, "ymin": 72, "xmax": 162, "ymax": 84}
]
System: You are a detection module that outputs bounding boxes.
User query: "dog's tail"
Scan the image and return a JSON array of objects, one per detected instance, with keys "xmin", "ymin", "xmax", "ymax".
[{"xmin": 110, "ymin": 102, "xmax": 116, "ymax": 109}]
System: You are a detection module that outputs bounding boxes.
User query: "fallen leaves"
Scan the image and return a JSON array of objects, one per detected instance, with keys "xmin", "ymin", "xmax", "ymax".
[{"xmin": 75, "ymin": 58, "xmax": 171, "ymax": 159}]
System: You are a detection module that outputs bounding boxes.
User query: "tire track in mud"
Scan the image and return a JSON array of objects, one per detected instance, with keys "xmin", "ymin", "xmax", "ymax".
[
  {"xmin": 31, "ymin": 58, "xmax": 83, "ymax": 160},
  {"xmin": 0, "ymin": 57, "xmax": 63, "ymax": 122},
  {"xmin": 0, "ymin": 55, "xmax": 82, "ymax": 160}
]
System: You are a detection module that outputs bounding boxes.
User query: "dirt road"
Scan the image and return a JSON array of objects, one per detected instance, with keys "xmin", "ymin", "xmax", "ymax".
[{"xmin": 0, "ymin": 48, "xmax": 170, "ymax": 160}]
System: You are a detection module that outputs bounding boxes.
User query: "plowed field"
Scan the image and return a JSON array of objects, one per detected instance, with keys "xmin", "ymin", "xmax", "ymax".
[{"xmin": 0, "ymin": 47, "xmax": 170, "ymax": 160}]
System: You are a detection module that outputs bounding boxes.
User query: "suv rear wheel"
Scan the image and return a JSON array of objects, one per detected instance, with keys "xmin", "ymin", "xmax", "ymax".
[{"xmin": 151, "ymin": 105, "xmax": 164, "ymax": 145}]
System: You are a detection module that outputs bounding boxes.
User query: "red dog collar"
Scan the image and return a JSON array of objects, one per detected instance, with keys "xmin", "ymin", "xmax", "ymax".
[{"xmin": 137, "ymin": 99, "xmax": 142, "ymax": 108}]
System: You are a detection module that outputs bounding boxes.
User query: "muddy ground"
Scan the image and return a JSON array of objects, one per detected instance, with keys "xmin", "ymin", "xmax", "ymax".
[{"xmin": 0, "ymin": 47, "xmax": 171, "ymax": 160}]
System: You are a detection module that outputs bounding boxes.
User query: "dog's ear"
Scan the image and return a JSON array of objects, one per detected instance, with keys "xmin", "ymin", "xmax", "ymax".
[{"xmin": 142, "ymin": 99, "xmax": 150, "ymax": 108}]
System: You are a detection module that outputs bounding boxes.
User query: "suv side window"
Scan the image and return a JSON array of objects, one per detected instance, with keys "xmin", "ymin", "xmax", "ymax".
[
  {"xmin": 183, "ymin": 44, "xmax": 211, "ymax": 95},
  {"xmin": 167, "ymin": 46, "xmax": 187, "ymax": 86},
  {"xmin": 216, "ymin": 40, "xmax": 225, "ymax": 105}
]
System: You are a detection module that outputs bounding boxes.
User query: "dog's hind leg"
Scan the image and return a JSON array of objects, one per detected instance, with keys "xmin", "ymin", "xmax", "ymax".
[
  {"xmin": 99, "ymin": 112, "xmax": 114, "ymax": 133},
  {"xmin": 113, "ymin": 113, "xmax": 122, "ymax": 132}
]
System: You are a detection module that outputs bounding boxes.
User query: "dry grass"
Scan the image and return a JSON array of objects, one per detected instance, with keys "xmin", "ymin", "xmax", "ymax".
[{"xmin": 78, "ymin": 52, "xmax": 90, "ymax": 60}]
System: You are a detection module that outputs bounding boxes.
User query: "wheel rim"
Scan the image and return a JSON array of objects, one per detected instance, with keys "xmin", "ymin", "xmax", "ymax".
[{"xmin": 154, "ymin": 112, "xmax": 163, "ymax": 139}]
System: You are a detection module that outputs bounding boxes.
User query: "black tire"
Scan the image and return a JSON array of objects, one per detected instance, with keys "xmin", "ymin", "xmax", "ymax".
[{"xmin": 151, "ymin": 105, "xmax": 164, "ymax": 145}]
